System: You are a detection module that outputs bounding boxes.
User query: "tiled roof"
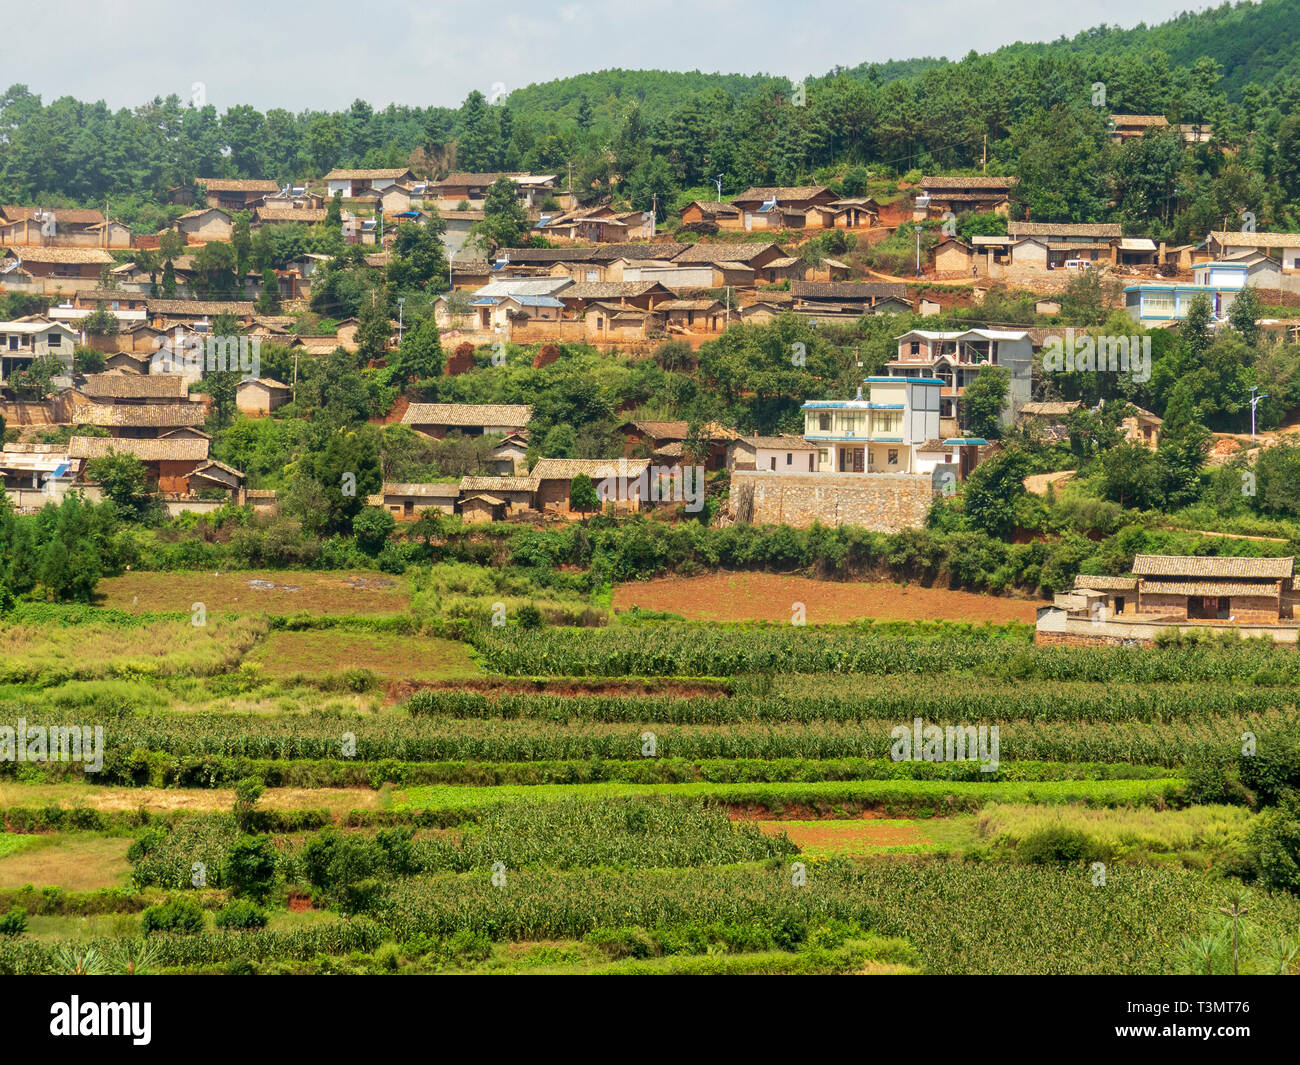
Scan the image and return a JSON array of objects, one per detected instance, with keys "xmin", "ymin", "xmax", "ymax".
[
  {"xmin": 1020, "ymin": 401, "xmax": 1083, "ymax": 417},
  {"xmin": 1, "ymin": 205, "xmax": 106, "ymax": 226},
  {"xmin": 732, "ymin": 186, "xmax": 831, "ymax": 202},
  {"xmin": 530, "ymin": 458, "xmax": 651, "ymax": 481},
  {"xmin": 323, "ymin": 168, "xmax": 412, "ymax": 181},
  {"xmin": 255, "ymin": 208, "xmax": 326, "ymax": 223},
  {"xmin": 1208, "ymin": 231, "xmax": 1300, "ymax": 249},
  {"xmin": 1141, "ymin": 579, "xmax": 1284, "ymax": 597},
  {"xmin": 72, "ymin": 401, "xmax": 206, "ymax": 428},
  {"xmin": 589, "ymin": 243, "xmax": 689, "ymax": 262},
  {"xmin": 403, "ymin": 403, "xmax": 533, "ymax": 428},
  {"xmin": 198, "ymin": 179, "xmax": 280, "ymax": 192},
  {"xmin": 146, "ymin": 299, "xmax": 256, "ymax": 316},
  {"xmin": 737, "ymin": 434, "xmax": 819, "ymax": 451},
  {"xmin": 1131, "ymin": 554, "xmax": 1294, "ymax": 579},
  {"xmin": 1073, "ymin": 574, "xmax": 1139, "ymax": 591},
  {"xmin": 379, "ymin": 482, "xmax": 461, "ymax": 497},
  {"xmin": 459, "ymin": 475, "xmax": 540, "ymax": 492},
  {"xmin": 919, "ymin": 176, "xmax": 1017, "ymax": 189},
  {"xmin": 672, "ymin": 242, "xmax": 784, "ymax": 264},
  {"xmin": 3, "ymin": 246, "xmax": 114, "ymax": 264},
  {"xmin": 792, "ymin": 281, "xmax": 908, "ymax": 299},
  {"xmin": 562, "ymin": 282, "xmax": 665, "ymax": 299},
  {"xmin": 68, "ymin": 435, "xmax": 208, "ymax": 461},
  {"xmin": 1007, "ymin": 222, "xmax": 1123, "ymax": 239},
  {"xmin": 79, "ymin": 372, "xmax": 190, "ymax": 399},
  {"xmin": 1109, "ymin": 115, "xmax": 1169, "ymax": 127}
]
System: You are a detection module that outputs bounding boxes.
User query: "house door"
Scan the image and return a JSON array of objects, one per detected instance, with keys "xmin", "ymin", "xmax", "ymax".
[
  {"xmin": 839, "ymin": 447, "xmax": 864, "ymax": 473},
  {"xmin": 1217, "ymin": 596, "xmax": 1231, "ymax": 619},
  {"xmin": 1113, "ymin": 596, "xmax": 1125, "ymax": 615}
]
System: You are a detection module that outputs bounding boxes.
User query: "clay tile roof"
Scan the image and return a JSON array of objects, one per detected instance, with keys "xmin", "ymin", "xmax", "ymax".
[
  {"xmin": 1140, "ymin": 579, "xmax": 1283, "ymax": 598},
  {"xmin": 403, "ymin": 403, "xmax": 533, "ymax": 428},
  {"xmin": 146, "ymin": 299, "xmax": 255, "ymax": 316},
  {"xmin": 1131, "ymin": 554, "xmax": 1294, "ymax": 579},
  {"xmin": 1208, "ymin": 231, "xmax": 1300, "ymax": 249},
  {"xmin": 589, "ymin": 242, "xmax": 689, "ymax": 262},
  {"xmin": 72, "ymin": 401, "xmax": 207, "ymax": 428},
  {"xmin": 323, "ymin": 168, "xmax": 412, "ymax": 181},
  {"xmin": 791, "ymin": 281, "xmax": 907, "ymax": 299},
  {"xmin": 739, "ymin": 434, "xmax": 819, "ymax": 450},
  {"xmin": 1073, "ymin": 574, "xmax": 1139, "ymax": 591},
  {"xmin": 3, "ymin": 246, "xmax": 114, "ymax": 264},
  {"xmin": 79, "ymin": 372, "xmax": 190, "ymax": 399},
  {"xmin": 380, "ymin": 482, "xmax": 461, "ymax": 497},
  {"xmin": 732, "ymin": 186, "xmax": 831, "ymax": 201},
  {"xmin": 919, "ymin": 176, "xmax": 1017, "ymax": 190},
  {"xmin": 1007, "ymin": 221, "xmax": 1123, "ymax": 239},
  {"xmin": 562, "ymin": 281, "xmax": 664, "ymax": 299},
  {"xmin": 1020, "ymin": 400, "xmax": 1083, "ymax": 417},
  {"xmin": 198, "ymin": 179, "xmax": 281, "ymax": 192},
  {"xmin": 68, "ymin": 435, "xmax": 209, "ymax": 462},
  {"xmin": 672, "ymin": 242, "xmax": 783, "ymax": 264},
  {"xmin": 1, "ymin": 205, "xmax": 106, "ymax": 226},
  {"xmin": 255, "ymin": 208, "xmax": 326, "ymax": 223},
  {"xmin": 530, "ymin": 457, "xmax": 650, "ymax": 481},
  {"xmin": 458, "ymin": 475, "xmax": 540, "ymax": 492},
  {"xmin": 1109, "ymin": 115, "xmax": 1169, "ymax": 127}
]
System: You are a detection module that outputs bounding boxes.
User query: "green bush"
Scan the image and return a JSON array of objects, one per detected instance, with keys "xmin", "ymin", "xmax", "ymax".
[
  {"xmin": 1016, "ymin": 826, "xmax": 1103, "ymax": 864},
  {"xmin": 1247, "ymin": 793, "xmax": 1300, "ymax": 894},
  {"xmin": 141, "ymin": 898, "xmax": 205, "ymax": 935},
  {"xmin": 0, "ymin": 905, "xmax": 28, "ymax": 937},
  {"xmin": 213, "ymin": 901, "xmax": 268, "ymax": 931}
]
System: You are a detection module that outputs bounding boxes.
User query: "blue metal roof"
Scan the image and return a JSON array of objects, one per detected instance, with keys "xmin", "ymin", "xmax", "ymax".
[
  {"xmin": 943, "ymin": 438, "xmax": 988, "ymax": 446},
  {"xmin": 866, "ymin": 376, "xmax": 944, "ymax": 385}
]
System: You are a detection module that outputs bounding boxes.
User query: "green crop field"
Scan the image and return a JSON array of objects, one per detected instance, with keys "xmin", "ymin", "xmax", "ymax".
[{"xmin": 2, "ymin": 604, "xmax": 1298, "ymax": 977}]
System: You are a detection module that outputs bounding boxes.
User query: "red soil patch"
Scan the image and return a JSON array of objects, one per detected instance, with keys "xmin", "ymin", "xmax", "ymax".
[
  {"xmin": 613, "ymin": 572, "xmax": 1045, "ymax": 625},
  {"xmin": 758, "ymin": 820, "xmax": 930, "ymax": 849},
  {"xmin": 287, "ymin": 895, "xmax": 313, "ymax": 912}
]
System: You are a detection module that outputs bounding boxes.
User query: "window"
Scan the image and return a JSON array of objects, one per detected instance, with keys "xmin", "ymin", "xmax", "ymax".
[
  {"xmin": 841, "ymin": 413, "xmax": 858, "ymax": 432},
  {"xmin": 785, "ymin": 453, "xmax": 792, "ymax": 465},
  {"xmin": 769, "ymin": 456, "xmax": 776, "ymax": 470},
  {"xmin": 909, "ymin": 341, "xmax": 920, "ymax": 355},
  {"xmin": 818, "ymin": 413, "xmax": 831, "ymax": 432},
  {"xmin": 887, "ymin": 449, "xmax": 899, "ymax": 466}
]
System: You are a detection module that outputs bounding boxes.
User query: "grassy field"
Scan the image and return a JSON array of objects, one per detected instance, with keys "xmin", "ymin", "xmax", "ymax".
[
  {"xmin": 97, "ymin": 570, "xmax": 412, "ymax": 616},
  {"xmin": 0, "ymin": 836, "xmax": 132, "ymax": 891},
  {"xmin": 245, "ymin": 630, "xmax": 480, "ymax": 684}
]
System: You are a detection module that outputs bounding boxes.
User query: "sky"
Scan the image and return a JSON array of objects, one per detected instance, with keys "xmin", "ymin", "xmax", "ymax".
[{"xmin": 6, "ymin": 0, "xmax": 1216, "ymax": 114}]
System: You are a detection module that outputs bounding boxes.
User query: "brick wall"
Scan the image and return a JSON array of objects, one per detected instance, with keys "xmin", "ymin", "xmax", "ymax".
[{"xmin": 730, "ymin": 471, "xmax": 935, "ymax": 531}]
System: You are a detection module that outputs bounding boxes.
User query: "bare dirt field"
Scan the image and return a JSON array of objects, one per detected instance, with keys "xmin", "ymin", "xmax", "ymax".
[
  {"xmin": 98, "ymin": 570, "xmax": 410, "ymax": 616},
  {"xmin": 612, "ymin": 572, "xmax": 1045, "ymax": 624},
  {"xmin": 0, "ymin": 836, "xmax": 133, "ymax": 891},
  {"xmin": 0, "ymin": 783, "xmax": 382, "ymax": 816}
]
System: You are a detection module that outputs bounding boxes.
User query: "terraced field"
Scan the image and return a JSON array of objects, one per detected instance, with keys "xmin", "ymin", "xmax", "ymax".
[{"xmin": 2, "ymin": 605, "xmax": 1299, "ymax": 975}]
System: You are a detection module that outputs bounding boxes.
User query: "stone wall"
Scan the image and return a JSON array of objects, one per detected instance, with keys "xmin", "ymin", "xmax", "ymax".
[{"xmin": 729, "ymin": 470, "xmax": 936, "ymax": 531}]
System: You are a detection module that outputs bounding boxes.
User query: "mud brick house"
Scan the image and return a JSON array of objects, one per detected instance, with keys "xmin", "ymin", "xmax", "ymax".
[
  {"xmin": 559, "ymin": 281, "xmax": 673, "ymax": 313},
  {"xmin": 0, "ymin": 205, "xmax": 129, "ymax": 248},
  {"xmin": 1005, "ymin": 222, "xmax": 1123, "ymax": 269},
  {"xmin": 457, "ymin": 475, "xmax": 539, "ymax": 516},
  {"xmin": 324, "ymin": 168, "xmax": 415, "ymax": 199},
  {"xmin": 678, "ymin": 200, "xmax": 743, "ymax": 230},
  {"xmin": 790, "ymin": 281, "xmax": 910, "ymax": 315},
  {"xmin": 235, "ymin": 377, "xmax": 292, "ymax": 415},
  {"xmin": 915, "ymin": 177, "xmax": 1016, "ymax": 219},
  {"xmin": 531, "ymin": 457, "xmax": 650, "ymax": 515},
  {"xmin": 402, "ymin": 402, "xmax": 533, "ymax": 438},
  {"xmin": 253, "ymin": 207, "xmax": 327, "ymax": 228},
  {"xmin": 2, "ymin": 246, "xmax": 115, "ymax": 290},
  {"xmin": 660, "ymin": 299, "xmax": 728, "ymax": 333},
  {"xmin": 146, "ymin": 300, "xmax": 257, "ymax": 330},
  {"xmin": 729, "ymin": 186, "xmax": 838, "ymax": 230},
  {"xmin": 432, "ymin": 173, "xmax": 557, "ymax": 210},
  {"xmin": 197, "ymin": 179, "xmax": 280, "ymax": 211},
  {"xmin": 1129, "ymin": 555, "xmax": 1295, "ymax": 622},
  {"xmin": 58, "ymin": 372, "xmax": 206, "ymax": 437},
  {"xmin": 174, "ymin": 208, "xmax": 233, "ymax": 242},
  {"xmin": 488, "ymin": 433, "xmax": 529, "ymax": 475},
  {"xmin": 672, "ymin": 241, "xmax": 789, "ymax": 275},
  {"xmin": 366, "ymin": 482, "xmax": 460, "ymax": 518},
  {"xmin": 1203, "ymin": 232, "xmax": 1300, "ymax": 274},
  {"xmin": 619, "ymin": 420, "xmax": 738, "ymax": 470},
  {"xmin": 67, "ymin": 432, "xmax": 227, "ymax": 495}
]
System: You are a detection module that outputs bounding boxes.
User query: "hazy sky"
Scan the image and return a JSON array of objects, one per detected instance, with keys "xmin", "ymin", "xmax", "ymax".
[{"xmin": 9, "ymin": 0, "xmax": 1214, "ymax": 113}]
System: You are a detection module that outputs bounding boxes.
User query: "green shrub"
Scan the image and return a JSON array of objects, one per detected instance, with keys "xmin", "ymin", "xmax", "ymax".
[
  {"xmin": 1016, "ymin": 826, "xmax": 1102, "ymax": 864},
  {"xmin": 213, "ymin": 901, "xmax": 268, "ymax": 931},
  {"xmin": 0, "ymin": 905, "xmax": 28, "ymax": 937},
  {"xmin": 584, "ymin": 926, "xmax": 659, "ymax": 959},
  {"xmin": 1247, "ymin": 793, "xmax": 1300, "ymax": 894},
  {"xmin": 141, "ymin": 898, "xmax": 205, "ymax": 935}
]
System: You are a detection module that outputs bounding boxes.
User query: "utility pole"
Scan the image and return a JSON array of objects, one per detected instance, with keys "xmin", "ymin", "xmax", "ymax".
[
  {"xmin": 915, "ymin": 224, "xmax": 922, "ymax": 278},
  {"xmin": 1250, "ymin": 386, "xmax": 1269, "ymax": 443},
  {"xmin": 714, "ymin": 174, "xmax": 723, "ymax": 203},
  {"xmin": 397, "ymin": 296, "xmax": 405, "ymax": 347},
  {"xmin": 982, "ymin": 134, "xmax": 987, "ymax": 174},
  {"xmin": 292, "ymin": 351, "xmax": 299, "ymax": 404}
]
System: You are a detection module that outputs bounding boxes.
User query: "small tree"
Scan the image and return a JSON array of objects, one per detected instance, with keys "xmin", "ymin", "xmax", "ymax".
[
  {"xmin": 85, "ymin": 451, "xmax": 155, "ymax": 519},
  {"xmin": 962, "ymin": 367, "xmax": 1009, "ymax": 439},
  {"xmin": 569, "ymin": 473, "xmax": 600, "ymax": 518},
  {"xmin": 224, "ymin": 836, "xmax": 277, "ymax": 904},
  {"xmin": 82, "ymin": 307, "xmax": 119, "ymax": 337}
]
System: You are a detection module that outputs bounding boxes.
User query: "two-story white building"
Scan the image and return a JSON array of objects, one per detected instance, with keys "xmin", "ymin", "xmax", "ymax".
[
  {"xmin": 886, "ymin": 328, "xmax": 1032, "ymax": 434},
  {"xmin": 802, "ymin": 377, "xmax": 941, "ymax": 473},
  {"xmin": 0, "ymin": 320, "xmax": 77, "ymax": 389}
]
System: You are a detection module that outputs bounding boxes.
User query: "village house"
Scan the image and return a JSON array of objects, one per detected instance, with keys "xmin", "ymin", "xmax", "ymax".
[
  {"xmin": 728, "ymin": 435, "xmax": 820, "ymax": 473},
  {"xmin": 252, "ymin": 206, "xmax": 327, "ymax": 228},
  {"xmin": 660, "ymin": 298, "xmax": 728, "ymax": 333},
  {"xmin": 174, "ymin": 207, "xmax": 233, "ymax": 243},
  {"xmin": 197, "ymin": 179, "xmax": 281, "ymax": 211},
  {"xmin": 619, "ymin": 420, "xmax": 737, "ymax": 470},
  {"xmin": 146, "ymin": 299, "xmax": 257, "ymax": 331},
  {"xmin": 431, "ymin": 172, "xmax": 559, "ymax": 210},
  {"xmin": 488, "ymin": 432, "xmax": 530, "ymax": 475},
  {"xmin": 530, "ymin": 457, "xmax": 650, "ymax": 516},
  {"xmin": 1108, "ymin": 115, "xmax": 1212, "ymax": 145},
  {"xmin": 366, "ymin": 482, "xmax": 460, "ymax": 519},
  {"xmin": 1005, "ymin": 222, "xmax": 1124, "ymax": 269},
  {"xmin": 402, "ymin": 402, "xmax": 533, "ymax": 438},
  {"xmin": 323, "ymin": 168, "xmax": 416, "ymax": 199},
  {"xmin": 559, "ymin": 281, "xmax": 673, "ymax": 314},
  {"xmin": 1202, "ymin": 231, "xmax": 1300, "ymax": 274},
  {"xmin": 1, "ymin": 246, "xmax": 115, "ymax": 292},
  {"xmin": 457, "ymin": 474, "xmax": 539, "ymax": 518},
  {"xmin": 0, "ymin": 442, "xmax": 79, "ymax": 508},
  {"xmin": 56, "ymin": 371, "xmax": 206, "ymax": 437},
  {"xmin": 0, "ymin": 320, "xmax": 77, "ymax": 388},
  {"xmin": 235, "ymin": 377, "xmax": 293, "ymax": 415},
  {"xmin": 1039, "ymin": 555, "xmax": 1299, "ymax": 646},
  {"xmin": 67, "ymin": 432, "xmax": 243, "ymax": 500},
  {"xmin": 1123, "ymin": 280, "xmax": 1240, "ymax": 323},
  {"xmin": 0, "ymin": 205, "xmax": 129, "ymax": 249},
  {"xmin": 915, "ymin": 177, "xmax": 1016, "ymax": 220},
  {"xmin": 802, "ymin": 377, "xmax": 943, "ymax": 474},
  {"xmin": 888, "ymin": 328, "xmax": 1033, "ymax": 433},
  {"xmin": 678, "ymin": 200, "xmax": 744, "ymax": 230},
  {"xmin": 729, "ymin": 186, "xmax": 838, "ymax": 230},
  {"xmin": 789, "ymin": 281, "xmax": 911, "ymax": 318}
]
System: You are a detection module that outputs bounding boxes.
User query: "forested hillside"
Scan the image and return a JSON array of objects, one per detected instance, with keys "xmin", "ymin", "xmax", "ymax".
[{"xmin": 2, "ymin": 0, "xmax": 1299, "ymax": 239}]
